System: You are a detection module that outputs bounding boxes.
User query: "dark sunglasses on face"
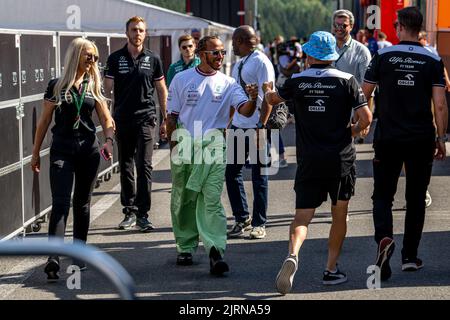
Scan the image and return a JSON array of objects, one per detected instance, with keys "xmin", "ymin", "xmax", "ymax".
[
  {"xmin": 86, "ymin": 53, "xmax": 99, "ymax": 62},
  {"xmin": 333, "ymin": 23, "xmax": 350, "ymax": 30},
  {"xmin": 202, "ymin": 50, "xmax": 227, "ymax": 56},
  {"xmin": 393, "ymin": 21, "xmax": 400, "ymax": 29},
  {"xmin": 181, "ymin": 44, "xmax": 194, "ymax": 50}
]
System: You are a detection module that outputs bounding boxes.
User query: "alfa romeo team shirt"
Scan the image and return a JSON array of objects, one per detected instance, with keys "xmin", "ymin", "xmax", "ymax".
[
  {"xmin": 278, "ymin": 64, "xmax": 367, "ymax": 180},
  {"xmin": 364, "ymin": 41, "xmax": 446, "ymax": 143}
]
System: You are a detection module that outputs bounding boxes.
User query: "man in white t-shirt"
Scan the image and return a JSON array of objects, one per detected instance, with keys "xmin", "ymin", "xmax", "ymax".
[
  {"xmin": 166, "ymin": 35, "xmax": 258, "ymax": 276},
  {"xmin": 226, "ymin": 25, "xmax": 276, "ymax": 240}
]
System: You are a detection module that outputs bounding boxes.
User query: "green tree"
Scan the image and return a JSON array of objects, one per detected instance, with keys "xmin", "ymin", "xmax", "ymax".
[{"xmin": 259, "ymin": 0, "xmax": 335, "ymax": 43}]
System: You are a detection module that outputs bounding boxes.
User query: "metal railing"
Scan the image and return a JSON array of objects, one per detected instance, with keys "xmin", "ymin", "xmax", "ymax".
[{"xmin": 0, "ymin": 239, "xmax": 136, "ymax": 300}]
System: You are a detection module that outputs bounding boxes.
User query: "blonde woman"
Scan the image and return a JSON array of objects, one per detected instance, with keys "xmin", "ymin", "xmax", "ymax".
[{"xmin": 31, "ymin": 38, "xmax": 114, "ymax": 281}]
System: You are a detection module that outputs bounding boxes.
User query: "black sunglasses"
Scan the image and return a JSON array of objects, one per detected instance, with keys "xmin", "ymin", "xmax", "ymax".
[
  {"xmin": 333, "ymin": 23, "xmax": 350, "ymax": 30},
  {"xmin": 86, "ymin": 53, "xmax": 99, "ymax": 62},
  {"xmin": 202, "ymin": 50, "xmax": 227, "ymax": 56},
  {"xmin": 181, "ymin": 44, "xmax": 194, "ymax": 50}
]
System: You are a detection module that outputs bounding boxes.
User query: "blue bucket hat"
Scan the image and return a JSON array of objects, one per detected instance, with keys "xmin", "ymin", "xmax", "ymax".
[{"xmin": 302, "ymin": 31, "xmax": 340, "ymax": 61}]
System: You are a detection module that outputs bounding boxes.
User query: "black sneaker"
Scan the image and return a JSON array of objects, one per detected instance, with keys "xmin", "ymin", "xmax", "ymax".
[
  {"xmin": 136, "ymin": 217, "xmax": 154, "ymax": 232},
  {"xmin": 209, "ymin": 247, "xmax": 229, "ymax": 276},
  {"xmin": 227, "ymin": 217, "xmax": 252, "ymax": 238},
  {"xmin": 375, "ymin": 237, "xmax": 395, "ymax": 281},
  {"xmin": 44, "ymin": 258, "xmax": 60, "ymax": 282},
  {"xmin": 118, "ymin": 212, "xmax": 136, "ymax": 230},
  {"xmin": 402, "ymin": 258, "xmax": 423, "ymax": 271},
  {"xmin": 323, "ymin": 267, "xmax": 348, "ymax": 285},
  {"xmin": 176, "ymin": 253, "xmax": 193, "ymax": 266}
]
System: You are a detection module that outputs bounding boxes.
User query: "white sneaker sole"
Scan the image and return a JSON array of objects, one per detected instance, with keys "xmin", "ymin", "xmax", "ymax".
[
  {"xmin": 249, "ymin": 232, "xmax": 266, "ymax": 239},
  {"xmin": 276, "ymin": 258, "xmax": 297, "ymax": 294},
  {"xmin": 323, "ymin": 277, "xmax": 348, "ymax": 285},
  {"xmin": 118, "ymin": 222, "xmax": 136, "ymax": 230},
  {"xmin": 402, "ymin": 263, "xmax": 423, "ymax": 271}
]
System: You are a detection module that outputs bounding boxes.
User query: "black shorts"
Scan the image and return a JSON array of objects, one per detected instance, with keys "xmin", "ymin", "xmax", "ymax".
[{"xmin": 294, "ymin": 168, "xmax": 356, "ymax": 209}]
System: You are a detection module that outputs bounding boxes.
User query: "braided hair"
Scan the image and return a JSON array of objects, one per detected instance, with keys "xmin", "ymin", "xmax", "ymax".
[{"xmin": 195, "ymin": 35, "xmax": 220, "ymax": 54}]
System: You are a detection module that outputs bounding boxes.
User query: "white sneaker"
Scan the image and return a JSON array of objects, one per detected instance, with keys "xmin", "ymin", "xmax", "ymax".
[
  {"xmin": 249, "ymin": 226, "xmax": 266, "ymax": 239},
  {"xmin": 276, "ymin": 254, "xmax": 298, "ymax": 294},
  {"xmin": 273, "ymin": 159, "xmax": 288, "ymax": 168}
]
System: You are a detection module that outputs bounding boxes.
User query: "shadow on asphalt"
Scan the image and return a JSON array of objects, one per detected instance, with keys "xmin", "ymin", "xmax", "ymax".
[
  {"xmin": 150, "ymin": 122, "xmax": 450, "ymax": 184},
  {"xmin": 12, "ymin": 230, "xmax": 450, "ymax": 300}
]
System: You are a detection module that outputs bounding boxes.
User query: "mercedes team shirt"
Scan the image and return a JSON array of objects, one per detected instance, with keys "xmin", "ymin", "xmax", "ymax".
[
  {"xmin": 167, "ymin": 67, "xmax": 249, "ymax": 138},
  {"xmin": 105, "ymin": 45, "xmax": 165, "ymax": 122}
]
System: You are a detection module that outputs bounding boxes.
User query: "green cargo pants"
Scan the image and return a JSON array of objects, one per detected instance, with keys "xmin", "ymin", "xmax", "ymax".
[{"xmin": 170, "ymin": 134, "xmax": 227, "ymax": 257}]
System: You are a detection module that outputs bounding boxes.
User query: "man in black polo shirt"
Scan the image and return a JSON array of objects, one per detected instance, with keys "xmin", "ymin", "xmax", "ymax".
[
  {"xmin": 362, "ymin": 6, "xmax": 448, "ymax": 280},
  {"xmin": 104, "ymin": 16, "xmax": 168, "ymax": 232},
  {"xmin": 264, "ymin": 31, "xmax": 372, "ymax": 294}
]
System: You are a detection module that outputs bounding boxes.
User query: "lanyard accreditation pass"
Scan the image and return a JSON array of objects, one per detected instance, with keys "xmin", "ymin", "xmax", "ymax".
[{"xmin": 71, "ymin": 82, "xmax": 87, "ymax": 130}]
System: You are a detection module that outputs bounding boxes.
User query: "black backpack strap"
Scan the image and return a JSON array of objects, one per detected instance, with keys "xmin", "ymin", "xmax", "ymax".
[{"xmin": 237, "ymin": 50, "xmax": 256, "ymax": 95}]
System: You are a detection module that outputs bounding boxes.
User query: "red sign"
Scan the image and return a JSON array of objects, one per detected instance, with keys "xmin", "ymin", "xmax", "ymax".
[{"xmin": 380, "ymin": 0, "xmax": 405, "ymax": 45}]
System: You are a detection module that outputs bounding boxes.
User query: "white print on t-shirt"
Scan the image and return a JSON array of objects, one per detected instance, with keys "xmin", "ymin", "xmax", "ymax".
[
  {"xmin": 389, "ymin": 56, "xmax": 426, "ymax": 65},
  {"xmin": 398, "ymin": 73, "xmax": 415, "ymax": 86},
  {"xmin": 141, "ymin": 56, "xmax": 152, "ymax": 70},
  {"xmin": 118, "ymin": 56, "xmax": 130, "ymax": 74},
  {"xmin": 308, "ymin": 99, "xmax": 326, "ymax": 112},
  {"xmin": 298, "ymin": 82, "xmax": 337, "ymax": 90}
]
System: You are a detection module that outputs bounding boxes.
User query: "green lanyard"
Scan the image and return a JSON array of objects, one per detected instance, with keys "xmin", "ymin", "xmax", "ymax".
[{"xmin": 71, "ymin": 81, "xmax": 87, "ymax": 130}]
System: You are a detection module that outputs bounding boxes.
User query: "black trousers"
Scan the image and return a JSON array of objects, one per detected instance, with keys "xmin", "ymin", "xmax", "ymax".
[
  {"xmin": 48, "ymin": 143, "xmax": 100, "ymax": 244},
  {"xmin": 116, "ymin": 119, "xmax": 155, "ymax": 218},
  {"xmin": 372, "ymin": 139, "xmax": 435, "ymax": 260}
]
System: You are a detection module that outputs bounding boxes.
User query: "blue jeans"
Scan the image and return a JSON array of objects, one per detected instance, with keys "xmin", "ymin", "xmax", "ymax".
[{"xmin": 225, "ymin": 126, "xmax": 269, "ymax": 227}]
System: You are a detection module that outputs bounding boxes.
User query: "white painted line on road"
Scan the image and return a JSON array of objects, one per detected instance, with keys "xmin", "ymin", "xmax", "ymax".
[
  {"xmin": 0, "ymin": 148, "xmax": 170, "ymax": 300},
  {"xmin": 90, "ymin": 148, "xmax": 170, "ymax": 223},
  {"xmin": 90, "ymin": 184, "xmax": 121, "ymax": 223}
]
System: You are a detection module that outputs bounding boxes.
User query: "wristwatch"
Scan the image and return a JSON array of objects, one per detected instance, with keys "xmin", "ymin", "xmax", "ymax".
[
  {"xmin": 436, "ymin": 135, "xmax": 448, "ymax": 143},
  {"xmin": 256, "ymin": 121, "xmax": 266, "ymax": 129}
]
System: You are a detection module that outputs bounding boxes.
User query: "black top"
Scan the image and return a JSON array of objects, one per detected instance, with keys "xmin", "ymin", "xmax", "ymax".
[
  {"xmin": 364, "ymin": 41, "xmax": 446, "ymax": 143},
  {"xmin": 278, "ymin": 65, "xmax": 367, "ymax": 180},
  {"xmin": 104, "ymin": 45, "xmax": 165, "ymax": 122},
  {"xmin": 44, "ymin": 78, "xmax": 98, "ymax": 154}
]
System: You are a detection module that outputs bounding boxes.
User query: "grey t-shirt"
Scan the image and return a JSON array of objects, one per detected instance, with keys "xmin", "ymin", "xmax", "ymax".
[{"xmin": 333, "ymin": 37, "xmax": 372, "ymax": 85}]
